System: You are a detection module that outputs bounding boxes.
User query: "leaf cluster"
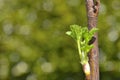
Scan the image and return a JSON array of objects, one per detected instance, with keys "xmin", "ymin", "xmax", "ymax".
[{"xmin": 66, "ymin": 24, "xmax": 98, "ymax": 64}]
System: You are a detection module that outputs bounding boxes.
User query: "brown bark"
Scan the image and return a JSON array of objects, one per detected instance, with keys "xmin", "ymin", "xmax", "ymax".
[
  {"xmin": 85, "ymin": 0, "xmax": 100, "ymax": 80},
  {"xmin": 85, "ymin": 74, "xmax": 91, "ymax": 80}
]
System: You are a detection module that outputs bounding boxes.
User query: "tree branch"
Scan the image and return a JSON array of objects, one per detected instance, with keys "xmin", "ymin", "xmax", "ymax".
[{"xmin": 85, "ymin": 0, "xmax": 100, "ymax": 80}]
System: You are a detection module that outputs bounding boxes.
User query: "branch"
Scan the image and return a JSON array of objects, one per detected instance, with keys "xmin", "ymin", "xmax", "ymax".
[
  {"xmin": 85, "ymin": 0, "xmax": 100, "ymax": 80},
  {"xmin": 85, "ymin": 0, "xmax": 100, "ymax": 29}
]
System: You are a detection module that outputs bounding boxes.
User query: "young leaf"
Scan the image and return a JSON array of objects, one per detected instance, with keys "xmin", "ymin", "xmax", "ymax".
[
  {"xmin": 66, "ymin": 24, "xmax": 98, "ymax": 65},
  {"xmin": 66, "ymin": 31, "xmax": 72, "ymax": 36},
  {"xmin": 66, "ymin": 24, "xmax": 82, "ymax": 41}
]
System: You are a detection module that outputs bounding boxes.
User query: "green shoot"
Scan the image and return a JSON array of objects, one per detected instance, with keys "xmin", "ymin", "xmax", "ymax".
[
  {"xmin": 66, "ymin": 24, "xmax": 98, "ymax": 76},
  {"xmin": 66, "ymin": 24, "xmax": 98, "ymax": 66}
]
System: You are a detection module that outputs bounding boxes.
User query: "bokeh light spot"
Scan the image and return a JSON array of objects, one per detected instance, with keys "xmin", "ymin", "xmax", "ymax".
[
  {"xmin": 12, "ymin": 61, "xmax": 29, "ymax": 76},
  {"xmin": 26, "ymin": 74, "xmax": 37, "ymax": 80},
  {"xmin": 9, "ymin": 53, "xmax": 20, "ymax": 62},
  {"xmin": 43, "ymin": 0, "xmax": 53, "ymax": 12},
  {"xmin": 99, "ymin": 3, "xmax": 106, "ymax": 15},
  {"xmin": 112, "ymin": 0, "xmax": 120, "ymax": 10},
  {"xmin": 41, "ymin": 62, "xmax": 53, "ymax": 73},
  {"xmin": 108, "ymin": 29, "xmax": 118, "ymax": 42},
  {"xmin": 2, "ymin": 22, "xmax": 13, "ymax": 35}
]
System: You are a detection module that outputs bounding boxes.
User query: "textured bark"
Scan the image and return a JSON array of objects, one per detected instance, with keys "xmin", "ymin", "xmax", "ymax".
[{"xmin": 85, "ymin": 0, "xmax": 100, "ymax": 80}]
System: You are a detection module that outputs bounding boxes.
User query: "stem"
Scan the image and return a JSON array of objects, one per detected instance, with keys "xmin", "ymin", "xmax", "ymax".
[
  {"xmin": 77, "ymin": 40, "xmax": 90, "ymax": 80},
  {"xmin": 85, "ymin": 0, "xmax": 100, "ymax": 80},
  {"xmin": 77, "ymin": 40, "xmax": 85, "ymax": 64},
  {"xmin": 77, "ymin": 40, "xmax": 81, "ymax": 57}
]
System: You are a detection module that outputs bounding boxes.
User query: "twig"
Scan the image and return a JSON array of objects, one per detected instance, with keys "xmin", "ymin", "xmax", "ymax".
[{"xmin": 85, "ymin": 0, "xmax": 100, "ymax": 80}]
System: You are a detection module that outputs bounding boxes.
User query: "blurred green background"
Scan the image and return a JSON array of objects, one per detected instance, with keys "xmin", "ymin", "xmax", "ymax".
[{"xmin": 0, "ymin": 0, "xmax": 120, "ymax": 80}]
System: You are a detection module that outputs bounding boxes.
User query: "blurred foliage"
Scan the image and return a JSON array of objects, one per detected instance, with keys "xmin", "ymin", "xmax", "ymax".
[{"xmin": 0, "ymin": 0, "xmax": 120, "ymax": 80}]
